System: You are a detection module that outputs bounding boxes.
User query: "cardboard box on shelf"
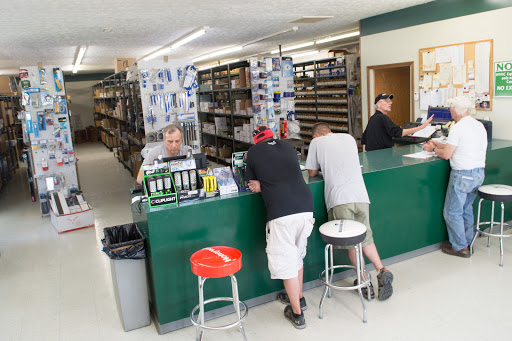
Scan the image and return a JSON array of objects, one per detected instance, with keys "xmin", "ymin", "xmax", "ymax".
[
  {"xmin": 0, "ymin": 76, "xmax": 13, "ymax": 94},
  {"xmin": 218, "ymin": 146, "xmax": 233, "ymax": 159},
  {"xmin": 114, "ymin": 58, "xmax": 136, "ymax": 73},
  {"xmin": 131, "ymin": 152, "xmax": 143, "ymax": 178}
]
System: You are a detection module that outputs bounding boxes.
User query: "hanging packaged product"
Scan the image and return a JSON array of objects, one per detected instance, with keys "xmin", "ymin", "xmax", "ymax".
[
  {"xmin": 41, "ymin": 159, "xmax": 49, "ymax": 171},
  {"xmin": 19, "ymin": 68, "xmax": 29, "ymax": 78},
  {"xmin": 53, "ymin": 68, "xmax": 63, "ymax": 92},
  {"xmin": 182, "ymin": 65, "xmax": 197, "ymax": 90},
  {"xmin": 54, "ymin": 96, "xmax": 67, "ymax": 114},
  {"xmin": 21, "ymin": 80, "xmax": 31, "ymax": 89},
  {"xmin": 25, "ymin": 111, "xmax": 33, "ymax": 133},
  {"xmin": 22, "ymin": 91, "xmax": 31, "ymax": 106},
  {"xmin": 56, "ymin": 156, "xmax": 63, "ymax": 166},
  {"xmin": 45, "ymin": 110, "xmax": 54, "ymax": 125},
  {"xmin": 39, "ymin": 68, "xmax": 47, "ymax": 85},
  {"xmin": 41, "ymin": 91, "xmax": 52, "ymax": 106},
  {"xmin": 37, "ymin": 111, "xmax": 46, "ymax": 131},
  {"xmin": 232, "ymin": 151, "xmax": 250, "ymax": 192}
]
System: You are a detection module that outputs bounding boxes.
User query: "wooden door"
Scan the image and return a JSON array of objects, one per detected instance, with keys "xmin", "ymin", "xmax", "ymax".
[{"xmin": 367, "ymin": 62, "xmax": 413, "ymax": 127}]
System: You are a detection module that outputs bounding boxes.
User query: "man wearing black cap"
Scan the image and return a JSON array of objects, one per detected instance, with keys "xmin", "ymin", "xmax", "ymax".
[
  {"xmin": 362, "ymin": 94, "xmax": 433, "ymax": 151},
  {"xmin": 245, "ymin": 126, "xmax": 314, "ymax": 330}
]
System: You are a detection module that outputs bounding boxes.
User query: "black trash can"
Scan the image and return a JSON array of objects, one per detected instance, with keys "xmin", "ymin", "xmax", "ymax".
[{"xmin": 102, "ymin": 223, "xmax": 150, "ymax": 331}]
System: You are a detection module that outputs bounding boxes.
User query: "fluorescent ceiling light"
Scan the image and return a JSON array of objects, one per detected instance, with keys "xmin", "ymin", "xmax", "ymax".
[
  {"xmin": 242, "ymin": 26, "xmax": 298, "ymax": 47},
  {"xmin": 142, "ymin": 47, "xmax": 171, "ymax": 61},
  {"xmin": 140, "ymin": 26, "xmax": 209, "ymax": 61},
  {"xmin": 193, "ymin": 46, "xmax": 243, "ymax": 63},
  {"xmin": 198, "ymin": 64, "xmax": 217, "ymax": 71},
  {"xmin": 72, "ymin": 46, "xmax": 87, "ymax": 74},
  {"xmin": 316, "ymin": 31, "xmax": 359, "ymax": 44},
  {"xmin": 271, "ymin": 41, "xmax": 314, "ymax": 54},
  {"xmin": 209, "ymin": 46, "xmax": 243, "ymax": 57},
  {"xmin": 171, "ymin": 26, "xmax": 208, "ymax": 49},
  {"xmin": 219, "ymin": 59, "xmax": 240, "ymax": 66},
  {"xmin": 290, "ymin": 50, "xmax": 319, "ymax": 58},
  {"xmin": 198, "ymin": 59, "xmax": 241, "ymax": 71}
]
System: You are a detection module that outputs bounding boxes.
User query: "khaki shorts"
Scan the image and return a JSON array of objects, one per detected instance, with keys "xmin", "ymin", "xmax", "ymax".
[
  {"xmin": 328, "ymin": 203, "xmax": 373, "ymax": 249},
  {"xmin": 265, "ymin": 212, "xmax": 315, "ymax": 280}
]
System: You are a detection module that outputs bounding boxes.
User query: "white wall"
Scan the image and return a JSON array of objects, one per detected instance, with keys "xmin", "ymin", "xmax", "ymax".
[
  {"xmin": 361, "ymin": 7, "xmax": 512, "ymax": 140},
  {"xmin": 66, "ymin": 80, "xmax": 97, "ymax": 132}
]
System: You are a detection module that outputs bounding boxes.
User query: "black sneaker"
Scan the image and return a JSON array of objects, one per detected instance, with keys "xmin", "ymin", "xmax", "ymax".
[
  {"xmin": 377, "ymin": 268, "xmax": 394, "ymax": 301},
  {"xmin": 353, "ymin": 279, "xmax": 375, "ymax": 300},
  {"xmin": 277, "ymin": 292, "xmax": 307, "ymax": 311},
  {"xmin": 284, "ymin": 305, "xmax": 306, "ymax": 329}
]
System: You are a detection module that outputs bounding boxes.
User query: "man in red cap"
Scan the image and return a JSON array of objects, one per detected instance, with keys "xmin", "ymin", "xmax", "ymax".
[
  {"xmin": 362, "ymin": 93, "xmax": 433, "ymax": 151},
  {"xmin": 245, "ymin": 126, "xmax": 314, "ymax": 329}
]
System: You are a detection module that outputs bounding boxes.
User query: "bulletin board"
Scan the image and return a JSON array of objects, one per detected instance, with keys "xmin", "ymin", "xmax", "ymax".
[{"xmin": 418, "ymin": 39, "xmax": 493, "ymax": 111}]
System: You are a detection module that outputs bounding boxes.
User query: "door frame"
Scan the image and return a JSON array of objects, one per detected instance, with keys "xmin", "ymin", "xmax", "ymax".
[{"xmin": 366, "ymin": 62, "xmax": 414, "ymax": 122}]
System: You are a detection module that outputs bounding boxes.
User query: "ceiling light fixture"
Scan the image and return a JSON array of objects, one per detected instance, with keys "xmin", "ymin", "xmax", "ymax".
[
  {"xmin": 316, "ymin": 31, "xmax": 360, "ymax": 44},
  {"xmin": 140, "ymin": 26, "xmax": 209, "ymax": 61},
  {"xmin": 72, "ymin": 46, "xmax": 87, "ymax": 74},
  {"xmin": 193, "ymin": 46, "xmax": 243, "ymax": 62},
  {"xmin": 289, "ymin": 50, "xmax": 319, "ymax": 58},
  {"xmin": 271, "ymin": 41, "xmax": 314, "ymax": 54}
]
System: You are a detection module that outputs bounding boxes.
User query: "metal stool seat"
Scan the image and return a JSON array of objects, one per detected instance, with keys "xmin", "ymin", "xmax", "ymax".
[
  {"xmin": 190, "ymin": 246, "xmax": 248, "ymax": 341},
  {"xmin": 470, "ymin": 185, "xmax": 512, "ymax": 266},
  {"xmin": 318, "ymin": 220, "xmax": 371, "ymax": 323}
]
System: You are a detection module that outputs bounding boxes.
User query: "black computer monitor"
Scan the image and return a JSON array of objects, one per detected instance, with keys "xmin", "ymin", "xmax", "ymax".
[
  {"xmin": 428, "ymin": 106, "xmax": 452, "ymax": 124},
  {"xmin": 162, "ymin": 152, "xmax": 207, "ymax": 169}
]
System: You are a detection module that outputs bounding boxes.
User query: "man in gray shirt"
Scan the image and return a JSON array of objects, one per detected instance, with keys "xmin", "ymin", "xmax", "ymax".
[
  {"xmin": 136, "ymin": 124, "xmax": 192, "ymax": 184},
  {"xmin": 306, "ymin": 122, "xmax": 393, "ymax": 301}
]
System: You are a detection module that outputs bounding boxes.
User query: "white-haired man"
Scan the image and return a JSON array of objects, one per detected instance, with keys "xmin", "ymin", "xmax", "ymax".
[
  {"xmin": 423, "ymin": 96, "xmax": 488, "ymax": 257},
  {"xmin": 362, "ymin": 93, "xmax": 433, "ymax": 151}
]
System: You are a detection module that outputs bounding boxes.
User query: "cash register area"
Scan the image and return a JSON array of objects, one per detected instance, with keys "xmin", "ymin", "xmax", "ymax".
[{"xmin": 1, "ymin": 142, "xmax": 511, "ymax": 341}]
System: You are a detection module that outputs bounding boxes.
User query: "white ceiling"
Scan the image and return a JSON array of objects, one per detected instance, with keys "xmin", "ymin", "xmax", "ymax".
[{"xmin": 0, "ymin": 0, "xmax": 432, "ymax": 75}]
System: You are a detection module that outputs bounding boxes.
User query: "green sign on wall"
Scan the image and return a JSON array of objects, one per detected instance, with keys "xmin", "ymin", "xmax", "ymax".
[{"xmin": 495, "ymin": 61, "xmax": 512, "ymax": 97}]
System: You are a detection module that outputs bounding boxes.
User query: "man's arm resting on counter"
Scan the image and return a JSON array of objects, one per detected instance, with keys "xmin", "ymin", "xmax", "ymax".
[
  {"xmin": 431, "ymin": 140, "xmax": 456, "ymax": 160},
  {"xmin": 308, "ymin": 169, "xmax": 319, "ymax": 177}
]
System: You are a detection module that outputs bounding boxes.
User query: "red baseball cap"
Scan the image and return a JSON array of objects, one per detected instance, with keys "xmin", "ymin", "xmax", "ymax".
[{"xmin": 253, "ymin": 126, "xmax": 274, "ymax": 144}]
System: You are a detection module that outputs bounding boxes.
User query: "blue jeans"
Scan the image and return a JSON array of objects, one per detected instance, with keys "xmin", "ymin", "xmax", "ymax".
[{"xmin": 443, "ymin": 168, "xmax": 485, "ymax": 251}]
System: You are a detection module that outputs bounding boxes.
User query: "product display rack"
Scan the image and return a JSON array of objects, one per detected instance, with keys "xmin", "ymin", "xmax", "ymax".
[
  {"xmin": 0, "ymin": 95, "xmax": 21, "ymax": 190},
  {"xmin": 92, "ymin": 72, "xmax": 144, "ymax": 177},
  {"xmin": 293, "ymin": 57, "xmax": 353, "ymax": 144},
  {"xmin": 197, "ymin": 60, "xmax": 253, "ymax": 164}
]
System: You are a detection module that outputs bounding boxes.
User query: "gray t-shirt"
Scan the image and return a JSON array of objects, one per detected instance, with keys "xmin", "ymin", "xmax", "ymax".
[
  {"xmin": 142, "ymin": 143, "xmax": 192, "ymax": 165},
  {"xmin": 306, "ymin": 133, "xmax": 370, "ymax": 211}
]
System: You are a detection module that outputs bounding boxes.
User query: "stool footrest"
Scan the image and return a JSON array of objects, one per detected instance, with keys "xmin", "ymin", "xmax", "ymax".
[
  {"xmin": 190, "ymin": 297, "xmax": 248, "ymax": 331},
  {"xmin": 319, "ymin": 265, "xmax": 371, "ymax": 291}
]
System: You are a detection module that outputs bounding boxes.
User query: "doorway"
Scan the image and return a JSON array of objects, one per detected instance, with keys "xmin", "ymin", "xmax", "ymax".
[{"xmin": 367, "ymin": 62, "xmax": 414, "ymax": 127}]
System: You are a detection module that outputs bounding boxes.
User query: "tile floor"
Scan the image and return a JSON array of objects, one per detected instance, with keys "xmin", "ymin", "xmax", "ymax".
[{"xmin": 1, "ymin": 142, "xmax": 511, "ymax": 341}]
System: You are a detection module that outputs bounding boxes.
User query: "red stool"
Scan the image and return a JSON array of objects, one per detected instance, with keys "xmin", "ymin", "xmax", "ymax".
[{"xmin": 190, "ymin": 246, "xmax": 248, "ymax": 341}]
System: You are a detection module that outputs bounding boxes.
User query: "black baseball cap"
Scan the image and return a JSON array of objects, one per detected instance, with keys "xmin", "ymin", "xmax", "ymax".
[{"xmin": 374, "ymin": 93, "xmax": 394, "ymax": 104}]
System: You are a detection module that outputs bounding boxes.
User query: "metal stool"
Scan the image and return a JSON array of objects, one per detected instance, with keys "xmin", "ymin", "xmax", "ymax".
[
  {"xmin": 190, "ymin": 246, "xmax": 248, "ymax": 341},
  {"xmin": 318, "ymin": 220, "xmax": 371, "ymax": 323},
  {"xmin": 470, "ymin": 185, "xmax": 512, "ymax": 266}
]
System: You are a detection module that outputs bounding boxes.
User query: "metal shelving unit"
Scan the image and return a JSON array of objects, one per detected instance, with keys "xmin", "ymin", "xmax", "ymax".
[
  {"xmin": 197, "ymin": 60, "xmax": 253, "ymax": 164},
  {"xmin": 92, "ymin": 72, "xmax": 144, "ymax": 176},
  {"xmin": 293, "ymin": 57, "xmax": 354, "ymax": 144},
  {"xmin": 0, "ymin": 95, "xmax": 21, "ymax": 190}
]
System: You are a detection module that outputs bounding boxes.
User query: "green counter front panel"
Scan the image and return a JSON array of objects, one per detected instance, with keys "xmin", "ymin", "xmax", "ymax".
[{"xmin": 133, "ymin": 140, "xmax": 512, "ymax": 329}]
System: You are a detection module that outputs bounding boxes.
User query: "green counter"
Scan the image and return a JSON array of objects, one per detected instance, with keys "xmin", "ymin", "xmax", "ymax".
[{"xmin": 132, "ymin": 139, "xmax": 512, "ymax": 333}]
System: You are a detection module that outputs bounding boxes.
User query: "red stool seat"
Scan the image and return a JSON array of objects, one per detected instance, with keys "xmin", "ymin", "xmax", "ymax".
[{"xmin": 190, "ymin": 246, "xmax": 242, "ymax": 278}]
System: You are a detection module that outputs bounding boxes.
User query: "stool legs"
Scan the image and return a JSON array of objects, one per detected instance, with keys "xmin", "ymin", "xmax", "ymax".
[
  {"xmin": 196, "ymin": 276, "xmax": 206, "ymax": 341},
  {"xmin": 470, "ymin": 198, "xmax": 509, "ymax": 266},
  {"xmin": 355, "ymin": 244, "xmax": 367, "ymax": 323},
  {"xmin": 318, "ymin": 243, "xmax": 369, "ymax": 323},
  {"xmin": 230, "ymin": 275, "xmax": 247, "ymax": 341}
]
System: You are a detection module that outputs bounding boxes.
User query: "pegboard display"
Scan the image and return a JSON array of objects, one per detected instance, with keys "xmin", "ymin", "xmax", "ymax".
[
  {"xmin": 249, "ymin": 57, "xmax": 295, "ymax": 137},
  {"xmin": 20, "ymin": 65, "xmax": 79, "ymax": 198},
  {"xmin": 137, "ymin": 59, "xmax": 200, "ymax": 152}
]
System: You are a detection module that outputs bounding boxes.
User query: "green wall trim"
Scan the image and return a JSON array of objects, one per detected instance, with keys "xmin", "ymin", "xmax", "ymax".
[
  {"xmin": 361, "ymin": 0, "xmax": 512, "ymax": 37},
  {"xmin": 64, "ymin": 73, "xmax": 112, "ymax": 82}
]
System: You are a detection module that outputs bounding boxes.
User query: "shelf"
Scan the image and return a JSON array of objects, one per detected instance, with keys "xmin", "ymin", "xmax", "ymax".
[
  {"xmin": 316, "ymin": 65, "xmax": 346, "ymax": 71},
  {"xmin": 294, "ymin": 69, "xmax": 315, "ymax": 73},
  {"xmin": 316, "ymin": 81, "xmax": 347, "ymax": 86}
]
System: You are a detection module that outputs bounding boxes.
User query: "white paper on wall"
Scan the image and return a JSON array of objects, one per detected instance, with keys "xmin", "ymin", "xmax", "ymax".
[
  {"xmin": 450, "ymin": 45, "xmax": 465, "ymax": 66},
  {"xmin": 475, "ymin": 41, "xmax": 491, "ymax": 93},
  {"xmin": 423, "ymin": 74, "xmax": 433, "ymax": 90},
  {"xmin": 420, "ymin": 90, "xmax": 430, "ymax": 111},
  {"xmin": 439, "ymin": 63, "xmax": 452, "ymax": 85},
  {"xmin": 430, "ymin": 89, "xmax": 442, "ymax": 107},
  {"xmin": 452, "ymin": 64, "xmax": 466, "ymax": 85},
  {"xmin": 422, "ymin": 52, "xmax": 436, "ymax": 71},
  {"xmin": 435, "ymin": 47, "xmax": 451, "ymax": 63}
]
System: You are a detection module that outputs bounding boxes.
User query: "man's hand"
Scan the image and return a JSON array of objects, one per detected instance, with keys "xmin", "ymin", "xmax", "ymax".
[
  {"xmin": 420, "ymin": 115, "xmax": 434, "ymax": 129},
  {"xmin": 423, "ymin": 141, "xmax": 435, "ymax": 152},
  {"xmin": 248, "ymin": 180, "xmax": 261, "ymax": 193}
]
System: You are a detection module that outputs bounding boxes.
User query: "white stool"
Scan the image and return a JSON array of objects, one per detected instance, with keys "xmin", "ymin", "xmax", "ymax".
[
  {"xmin": 470, "ymin": 184, "xmax": 512, "ymax": 266},
  {"xmin": 318, "ymin": 220, "xmax": 371, "ymax": 323}
]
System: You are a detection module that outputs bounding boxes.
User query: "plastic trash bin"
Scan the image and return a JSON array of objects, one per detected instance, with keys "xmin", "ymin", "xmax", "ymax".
[{"xmin": 102, "ymin": 223, "xmax": 150, "ymax": 331}]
